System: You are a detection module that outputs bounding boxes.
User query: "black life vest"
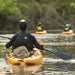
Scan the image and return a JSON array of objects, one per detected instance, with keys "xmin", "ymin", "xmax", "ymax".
[{"xmin": 13, "ymin": 33, "xmax": 33, "ymax": 51}]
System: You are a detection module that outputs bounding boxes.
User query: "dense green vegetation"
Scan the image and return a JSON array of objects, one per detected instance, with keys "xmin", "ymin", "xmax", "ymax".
[{"xmin": 0, "ymin": 0, "xmax": 75, "ymax": 32}]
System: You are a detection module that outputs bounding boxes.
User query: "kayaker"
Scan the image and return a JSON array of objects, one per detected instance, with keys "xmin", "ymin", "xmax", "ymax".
[
  {"xmin": 6, "ymin": 19, "xmax": 44, "ymax": 58},
  {"xmin": 64, "ymin": 24, "xmax": 70, "ymax": 31},
  {"xmin": 36, "ymin": 22, "xmax": 44, "ymax": 31}
]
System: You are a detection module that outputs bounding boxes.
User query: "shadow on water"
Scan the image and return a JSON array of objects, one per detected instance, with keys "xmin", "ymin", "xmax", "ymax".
[{"xmin": 56, "ymin": 62, "xmax": 72, "ymax": 70}]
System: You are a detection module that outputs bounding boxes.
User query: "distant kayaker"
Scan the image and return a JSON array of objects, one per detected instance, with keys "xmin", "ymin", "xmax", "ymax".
[
  {"xmin": 6, "ymin": 19, "xmax": 44, "ymax": 58},
  {"xmin": 36, "ymin": 22, "xmax": 44, "ymax": 31},
  {"xmin": 64, "ymin": 24, "xmax": 71, "ymax": 31}
]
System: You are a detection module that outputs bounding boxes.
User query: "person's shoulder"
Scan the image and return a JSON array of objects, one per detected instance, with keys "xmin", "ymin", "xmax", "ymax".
[
  {"xmin": 26, "ymin": 32, "xmax": 35, "ymax": 37},
  {"xmin": 25, "ymin": 32, "xmax": 29, "ymax": 34},
  {"xmin": 13, "ymin": 32, "xmax": 22, "ymax": 37},
  {"xmin": 15, "ymin": 32, "xmax": 21, "ymax": 35},
  {"xmin": 26, "ymin": 32, "xmax": 32, "ymax": 36}
]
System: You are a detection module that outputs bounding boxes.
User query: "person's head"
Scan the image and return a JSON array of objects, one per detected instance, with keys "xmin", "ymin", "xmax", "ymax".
[
  {"xmin": 38, "ymin": 22, "xmax": 41, "ymax": 25},
  {"xmin": 19, "ymin": 19, "xmax": 27, "ymax": 31},
  {"xmin": 66, "ymin": 24, "xmax": 69, "ymax": 27}
]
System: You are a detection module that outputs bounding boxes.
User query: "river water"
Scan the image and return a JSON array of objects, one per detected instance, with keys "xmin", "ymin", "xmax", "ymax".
[{"xmin": 0, "ymin": 33, "xmax": 75, "ymax": 75}]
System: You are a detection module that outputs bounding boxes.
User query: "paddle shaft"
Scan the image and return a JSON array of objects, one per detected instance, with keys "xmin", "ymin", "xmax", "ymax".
[
  {"xmin": 0, "ymin": 36, "xmax": 10, "ymax": 39},
  {"xmin": 45, "ymin": 49, "xmax": 55, "ymax": 54}
]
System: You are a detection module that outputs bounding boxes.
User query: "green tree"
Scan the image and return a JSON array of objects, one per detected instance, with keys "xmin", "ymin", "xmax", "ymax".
[
  {"xmin": 55, "ymin": 0, "xmax": 75, "ymax": 24},
  {"xmin": 0, "ymin": 0, "xmax": 21, "ymax": 30}
]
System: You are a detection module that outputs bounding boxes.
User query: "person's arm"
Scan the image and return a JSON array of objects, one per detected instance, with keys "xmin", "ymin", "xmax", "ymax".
[
  {"xmin": 42, "ymin": 24, "xmax": 45, "ymax": 30},
  {"xmin": 36, "ymin": 25, "xmax": 38, "ymax": 31},
  {"xmin": 6, "ymin": 33, "xmax": 18, "ymax": 48},
  {"xmin": 69, "ymin": 26, "xmax": 71, "ymax": 30},
  {"xmin": 30, "ymin": 34, "xmax": 44, "ymax": 50}
]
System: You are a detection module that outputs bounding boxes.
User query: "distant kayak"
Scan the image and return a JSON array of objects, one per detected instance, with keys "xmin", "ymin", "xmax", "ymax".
[
  {"xmin": 6, "ymin": 48, "xmax": 42, "ymax": 65},
  {"xmin": 62, "ymin": 30, "xmax": 73, "ymax": 34},
  {"xmin": 33, "ymin": 30, "xmax": 47, "ymax": 34}
]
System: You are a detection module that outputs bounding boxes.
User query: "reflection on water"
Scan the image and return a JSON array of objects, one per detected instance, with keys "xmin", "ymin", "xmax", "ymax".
[
  {"xmin": 0, "ymin": 59, "xmax": 42, "ymax": 75},
  {"xmin": 0, "ymin": 58, "xmax": 75, "ymax": 75},
  {"xmin": 0, "ymin": 34, "xmax": 75, "ymax": 75},
  {"xmin": 11, "ymin": 64, "xmax": 42, "ymax": 75}
]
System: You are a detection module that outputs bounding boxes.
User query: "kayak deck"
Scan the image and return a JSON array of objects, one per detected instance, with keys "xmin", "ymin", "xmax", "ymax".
[
  {"xmin": 35, "ymin": 30, "xmax": 47, "ymax": 34},
  {"xmin": 6, "ymin": 48, "xmax": 42, "ymax": 65},
  {"xmin": 62, "ymin": 30, "xmax": 73, "ymax": 34}
]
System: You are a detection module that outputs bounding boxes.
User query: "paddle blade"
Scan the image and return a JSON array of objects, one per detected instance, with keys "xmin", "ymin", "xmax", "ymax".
[
  {"xmin": 33, "ymin": 31, "xmax": 36, "ymax": 33},
  {"xmin": 45, "ymin": 21, "xmax": 49, "ymax": 25},
  {"xmin": 55, "ymin": 51, "xmax": 72, "ymax": 60},
  {"xmin": 72, "ymin": 20, "xmax": 75, "ymax": 23}
]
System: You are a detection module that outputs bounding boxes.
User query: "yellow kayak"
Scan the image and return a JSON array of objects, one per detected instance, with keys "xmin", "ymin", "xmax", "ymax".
[
  {"xmin": 6, "ymin": 48, "xmax": 42, "ymax": 65},
  {"xmin": 35, "ymin": 30, "xmax": 47, "ymax": 34},
  {"xmin": 62, "ymin": 30, "xmax": 73, "ymax": 34}
]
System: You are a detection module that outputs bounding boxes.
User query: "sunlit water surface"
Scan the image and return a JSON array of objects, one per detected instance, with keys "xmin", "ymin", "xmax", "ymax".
[{"xmin": 0, "ymin": 33, "xmax": 75, "ymax": 75}]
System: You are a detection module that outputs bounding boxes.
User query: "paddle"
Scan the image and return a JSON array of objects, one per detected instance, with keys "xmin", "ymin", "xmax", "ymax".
[
  {"xmin": 72, "ymin": 20, "xmax": 75, "ymax": 24},
  {"xmin": 0, "ymin": 36, "xmax": 10, "ymax": 39},
  {"xmin": 44, "ymin": 21, "xmax": 49, "ymax": 25},
  {"xmin": 33, "ymin": 30, "xmax": 36, "ymax": 33},
  {"xmin": 45, "ymin": 49, "xmax": 72, "ymax": 60}
]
